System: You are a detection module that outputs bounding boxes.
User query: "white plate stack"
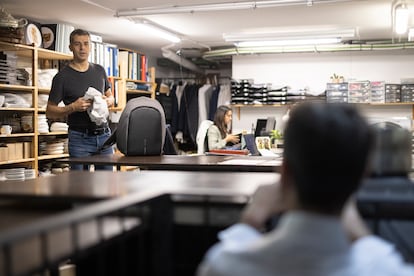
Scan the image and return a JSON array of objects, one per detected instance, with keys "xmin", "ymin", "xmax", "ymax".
[
  {"xmin": 24, "ymin": 168, "xmax": 36, "ymax": 179},
  {"xmin": 4, "ymin": 168, "xmax": 25, "ymax": 181},
  {"xmin": 38, "ymin": 114, "xmax": 49, "ymax": 134},
  {"xmin": 50, "ymin": 122, "xmax": 68, "ymax": 132},
  {"xmin": 45, "ymin": 141, "xmax": 65, "ymax": 155}
]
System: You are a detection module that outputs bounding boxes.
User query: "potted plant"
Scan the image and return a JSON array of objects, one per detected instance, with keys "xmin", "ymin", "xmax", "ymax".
[{"xmin": 270, "ymin": 129, "xmax": 283, "ymax": 148}]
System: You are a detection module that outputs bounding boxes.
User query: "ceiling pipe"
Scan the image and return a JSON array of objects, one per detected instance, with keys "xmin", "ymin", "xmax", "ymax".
[{"xmin": 202, "ymin": 41, "xmax": 414, "ymax": 58}]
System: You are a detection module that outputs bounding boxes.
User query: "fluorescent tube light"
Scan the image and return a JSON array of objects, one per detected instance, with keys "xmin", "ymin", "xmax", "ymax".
[
  {"xmin": 395, "ymin": 3, "xmax": 409, "ymax": 35},
  {"xmin": 130, "ymin": 18, "xmax": 181, "ymax": 43},
  {"xmin": 116, "ymin": 0, "xmax": 354, "ymax": 16},
  {"xmin": 236, "ymin": 37, "xmax": 341, "ymax": 47},
  {"xmin": 408, "ymin": 28, "xmax": 414, "ymax": 41},
  {"xmin": 224, "ymin": 29, "xmax": 355, "ymax": 42},
  {"xmin": 139, "ymin": 23, "xmax": 181, "ymax": 43},
  {"xmin": 224, "ymin": 28, "xmax": 355, "ymax": 47}
]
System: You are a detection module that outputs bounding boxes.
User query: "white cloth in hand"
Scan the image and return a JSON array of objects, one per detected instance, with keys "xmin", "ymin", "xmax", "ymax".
[{"xmin": 83, "ymin": 87, "xmax": 109, "ymax": 126}]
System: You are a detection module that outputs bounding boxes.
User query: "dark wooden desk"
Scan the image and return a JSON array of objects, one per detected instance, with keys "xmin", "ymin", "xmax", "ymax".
[
  {"xmin": 1, "ymin": 171, "xmax": 414, "ymax": 276},
  {"xmin": 0, "ymin": 170, "xmax": 279, "ymax": 234},
  {"xmin": 56, "ymin": 153, "xmax": 282, "ymax": 172},
  {"xmin": 0, "ymin": 171, "xmax": 279, "ymax": 276},
  {"xmin": 0, "ymin": 170, "xmax": 278, "ymax": 202}
]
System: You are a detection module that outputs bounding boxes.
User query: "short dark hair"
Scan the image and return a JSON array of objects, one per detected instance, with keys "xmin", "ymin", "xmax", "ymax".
[
  {"xmin": 70, "ymin": 29, "xmax": 90, "ymax": 44},
  {"xmin": 213, "ymin": 105, "xmax": 232, "ymax": 138},
  {"xmin": 283, "ymin": 102, "xmax": 373, "ymax": 213}
]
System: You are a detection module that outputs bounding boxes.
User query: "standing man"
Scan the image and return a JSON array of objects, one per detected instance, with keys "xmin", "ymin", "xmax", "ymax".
[{"xmin": 46, "ymin": 29, "xmax": 114, "ymax": 170}]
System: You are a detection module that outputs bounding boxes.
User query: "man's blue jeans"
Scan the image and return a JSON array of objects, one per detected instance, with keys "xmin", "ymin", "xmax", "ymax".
[{"xmin": 68, "ymin": 129, "xmax": 114, "ymax": 171}]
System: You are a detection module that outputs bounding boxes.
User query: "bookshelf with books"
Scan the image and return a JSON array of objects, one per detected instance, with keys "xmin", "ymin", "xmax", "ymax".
[
  {"xmin": 87, "ymin": 43, "xmax": 156, "ymax": 109},
  {"xmin": 118, "ymin": 48, "xmax": 156, "ymax": 104},
  {"xmin": 108, "ymin": 76, "xmax": 125, "ymax": 111},
  {"xmin": 118, "ymin": 48, "xmax": 148, "ymax": 81},
  {"xmin": 89, "ymin": 33, "xmax": 119, "ymax": 78}
]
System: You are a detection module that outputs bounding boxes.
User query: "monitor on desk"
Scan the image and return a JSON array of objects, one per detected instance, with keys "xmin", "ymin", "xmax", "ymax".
[{"xmin": 254, "ymin": 117, "xmax": 276, "ymax": 137}]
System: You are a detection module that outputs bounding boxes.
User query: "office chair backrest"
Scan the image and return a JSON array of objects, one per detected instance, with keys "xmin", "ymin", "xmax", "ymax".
[
  {"xmin": 196, "ymin": 120, "xmax": 213, "ymax": 154},
  {"xmin": 163, "ymin": 124, "xmax": 178, "ymax": 155},
  {"xmin": 103, "ymin": 96, "xmax": 166, "ymax": 156}
]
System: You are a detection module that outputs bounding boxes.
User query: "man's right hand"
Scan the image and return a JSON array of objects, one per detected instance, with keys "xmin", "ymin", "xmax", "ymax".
[
  {"xmin": 341, "ymin": 198, "xmax": 372, "ymax": 242},
  {"xmin": 71, "ymin": 97, "xmax": 92, "ymax": 112}
]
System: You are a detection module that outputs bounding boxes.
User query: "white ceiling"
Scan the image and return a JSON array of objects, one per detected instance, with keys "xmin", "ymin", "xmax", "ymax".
[{"xmin": 1, "ymin": 0, "xmax": 411, "ymax": 60}]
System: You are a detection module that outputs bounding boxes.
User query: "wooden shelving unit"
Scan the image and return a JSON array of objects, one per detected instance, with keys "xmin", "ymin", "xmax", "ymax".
[
  {"xmin": 0, "ymin": 41, "xmax": 72, "ymax": 173},
  {"xmin": 0, "ymin": 41, "xmax": 156, "ymax": 174}
]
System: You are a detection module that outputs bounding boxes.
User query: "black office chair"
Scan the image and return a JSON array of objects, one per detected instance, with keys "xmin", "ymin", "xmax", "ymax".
[{"xmin": 163, "ymin": 124, "xmax": 178, "ymax": 155}]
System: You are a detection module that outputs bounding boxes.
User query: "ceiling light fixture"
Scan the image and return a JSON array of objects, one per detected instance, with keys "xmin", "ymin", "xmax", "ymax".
[
  {"xmin": 408, "ymin": 28, "xmax": 414, "ymax": 41},
  {"xmin": 116, "ymin": 0, "xmax": 353, "ymax": 16},
  {"xmin": 224, "ymin": 28, "xmax": 356, "ymax": 47},
  {"xmin": 236, "ymin": 37, "xmax": 341, "ymax": 47},
  {"xmin": 129, "ymin": 18, "xmax": 181, "ymax": 43},
  {"xmin": 394, "ymin": 2, "xmax": 409, "ymax": 35}
]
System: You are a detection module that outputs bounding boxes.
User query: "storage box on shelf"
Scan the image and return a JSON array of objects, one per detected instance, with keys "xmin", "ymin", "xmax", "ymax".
[{"xmin": 0, "ymin": 41, "xmax": 72, "ymax": 175}]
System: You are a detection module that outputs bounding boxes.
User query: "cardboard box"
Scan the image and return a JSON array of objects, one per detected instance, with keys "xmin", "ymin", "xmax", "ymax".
[
  {"xmin": 0, "ymin": 146, "xmax": 8, "ymax": 162},
  {"xmin": 5, "ymin": 143, "xmax": 24, "ymax": 160},
  {"xmin": 14, "ymin": 142, "xmax": 24, "ymax": 160},
  {"xmin": 6, "ymin": 143, "xmax": 16, "ymax": 160},
  {"xmin": 23, "ymin": 142, "xmax": 32, "ymax": 158}
]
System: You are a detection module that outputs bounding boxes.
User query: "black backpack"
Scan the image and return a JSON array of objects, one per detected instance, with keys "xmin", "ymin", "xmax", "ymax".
[{"xmin": 104, "ymin": 96, "xmax": 166, "ymax": 156}]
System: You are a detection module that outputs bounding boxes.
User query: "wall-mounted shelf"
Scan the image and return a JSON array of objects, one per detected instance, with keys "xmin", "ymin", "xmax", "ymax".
[{"xmin": 231, "ymin": 102, "xmax": 414, "ymax": 120}]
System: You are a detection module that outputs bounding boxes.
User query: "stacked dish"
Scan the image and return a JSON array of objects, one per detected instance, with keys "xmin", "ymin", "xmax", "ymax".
[
  {"xmin": 4, "ymin": 168, "xmax": 25, "ymax": 181},
  {"xmin": 38, "ymin": 114, "xmax": 49, "ymax": 133},
  {"xmin": 44, "ymin": 141, "xmax": 65, "ymax": 155},
  {"xmin": 24, "ymin": 168, "xmax": 36, "ymax": 179},
  {"xmin": 50, "ymin": 122, "xmax": 68, "ymax": 132}
]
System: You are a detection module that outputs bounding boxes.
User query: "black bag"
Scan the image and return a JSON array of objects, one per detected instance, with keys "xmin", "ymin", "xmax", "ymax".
[{"xmin": 104, "ymin": 96, "xmax": 166, "ymax": 156}]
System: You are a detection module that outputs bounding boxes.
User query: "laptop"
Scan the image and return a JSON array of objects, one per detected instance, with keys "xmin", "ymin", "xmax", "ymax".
[{"xmin": 242, "ymin": 133, "xmax": 261, "ymax": 156}]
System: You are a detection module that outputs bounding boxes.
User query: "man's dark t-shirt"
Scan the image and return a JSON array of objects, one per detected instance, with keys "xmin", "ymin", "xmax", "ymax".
[{"xmin": 49, "ymin": 63, "xmax": 110, "ymax": 129}]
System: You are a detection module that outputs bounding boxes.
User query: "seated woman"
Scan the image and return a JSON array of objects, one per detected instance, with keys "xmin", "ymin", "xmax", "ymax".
[{"xmin": 207, "ymin": 105, "xmax": 240, "ymax": 150}]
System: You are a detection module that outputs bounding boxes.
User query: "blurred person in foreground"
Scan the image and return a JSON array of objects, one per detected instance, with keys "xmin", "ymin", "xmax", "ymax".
[{"xmin": 197, "ymin": 102, "xmax": 414, "ymax": 276}]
